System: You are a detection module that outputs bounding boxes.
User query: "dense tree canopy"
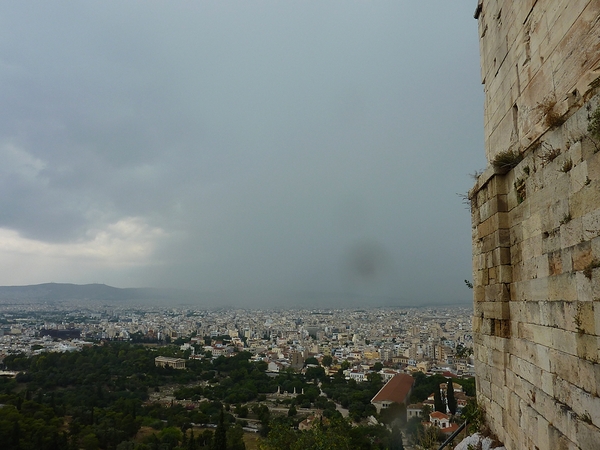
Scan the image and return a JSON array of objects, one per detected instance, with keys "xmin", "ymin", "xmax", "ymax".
[{"xmin": 0, "ymin": 342, "xmax": 471, "ymax": 449}]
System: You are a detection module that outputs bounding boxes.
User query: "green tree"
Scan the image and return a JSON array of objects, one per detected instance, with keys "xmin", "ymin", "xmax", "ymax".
[
  {"xmin": 433, "ymin": 386, "xmax": 444, "ymax": 413},
  {"xmin": 226, "ymin": 424, "xmax": 246, "ymax": 450},
  {"xmin": 446, "ymin": 379, "xmax": 457, "ymax": 415},
  {"xmin": 188, "ymin": 430, "xmax": 196, "ymax": 450},
  {"xmin": 295, "ymin": 420, "xmax": 351, "ymax": 450},
  {"xmin": 461, "ymin": 398, "xmax": 483, "ymax": 433},
  {"xmin": 259, "ymin": 418, "xmax": 356, "ymax": 450},
  {"xmin": 405, "ymin": 416, "xmax": 423, "ymax": 445},
  {"xmin": 453, "ymin": 377, "xmax": 475, "ymax": 397},
  {"xmin": 81, "ymin": 433, "xmax": 100, "ymax": 450},
  {"xmin": 418, "ymin": 425, "xmax": 441, "ymax": 450},
  {"xmin": 198, "ymin": 429, "xmax": 213, "ymax": 448},
  {"xmin": 390, "ymin": 424, "xmax": 405, "ymax": 450},
  {"xmin": 257, "ymin": 424, "xmax": 296, "ymax": 450},
  {"xmin": 234, "ymin": 405, "xmax": 248, "ymax": 418},
  {"xmin": 422, "ymin": 404, "xmax": 432, "ymax": 417},
  {"xmin": 305, "ymin": 366, "xmax": 325, "ymax": 382},
  {"xmin": 159, "ymin": 426, "xmax": 183, "ymax": 448},
  {"xmin": 213, "ymin": 409, "xmax": 227, "ymax": 450},
  {"xmin": 366, "ymin": 372, "xmax": 382, "ymax": 385},
  {"xmin": 379, "ymin": 402, "xmax": 406, "ymax": 427},
  {"xmin": 321, "ymin": 355, "xmax": 333, "ymax": 367}
]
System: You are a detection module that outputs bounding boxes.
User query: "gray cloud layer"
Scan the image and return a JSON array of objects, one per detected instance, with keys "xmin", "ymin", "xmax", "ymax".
[{"xmin": 0, "ymin": 1, "xmax": 485, "ymax": 306}]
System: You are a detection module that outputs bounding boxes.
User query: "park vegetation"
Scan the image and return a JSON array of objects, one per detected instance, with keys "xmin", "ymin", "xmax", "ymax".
[{"xmin": 0, "ymin": 341, "xmax": 473, "ymax": 449}]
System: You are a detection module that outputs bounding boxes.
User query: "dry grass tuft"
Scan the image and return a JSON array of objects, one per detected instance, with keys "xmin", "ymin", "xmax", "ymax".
[
  {"xmin": 539, "ymin": 97, "xmax": 565, "ymax": 128},
  {"xmin": 492, "ymin": 150, "xmax": 522, "ymax": 173}
]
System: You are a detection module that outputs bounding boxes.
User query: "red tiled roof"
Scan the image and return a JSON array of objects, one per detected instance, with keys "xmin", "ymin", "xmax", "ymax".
[
  {"xmin": 441, "ymin": 423, "xmax": 460, "ymax": 434},
  {"xmin": 371, "ymin": 374, "xmax": 414, "ymax": 405},
  {"xmin": 430, "ymin": 411, "xmax": 449, "ymax": 420}
]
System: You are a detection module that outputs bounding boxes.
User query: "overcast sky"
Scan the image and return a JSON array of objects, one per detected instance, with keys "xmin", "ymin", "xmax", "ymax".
[{"xmin": 0, "ymin": 1, "xmax": 485, "ymax": 307}]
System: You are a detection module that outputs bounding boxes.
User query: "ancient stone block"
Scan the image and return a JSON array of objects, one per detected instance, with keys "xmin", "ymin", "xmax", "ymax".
[
  {"xmin": 587, "ymin": 151, "xmax": 600, "ymax": 181},
  {"xmin": 549, "ymin": 348, "xmax": 581, "ymax": 383},
  {"xmin": 473, "ymin": 2, "xmax": 600, "ymax": 448},
  {"xmin": 481, "ymin": 301, "xmax": 511, "ymax": 320},
  {"xmin": 575, "ymin": 271, "xmax": 593, "ymax": 302},
  {"xmin": 575, "ymin": 333, "xmax": 599, "ymax": 362},
  {"xmin": 484, "ymin": 282, "xmax": 511, "ymax": 302},
  {"xmin": 540, "ymin": 370, "xmax": 554, "ymax": 397},
  {"xmin": 548, "ymin": 272, "xmax": 577, "ymax": 301},
  {"xmin": 541, "ymin": 229, "xmax": 561, "ymax": 254},
  {"xmin": 576, "ymin": 421, "xmax": 600, "ymax": 450},
  {"xmin": 570, "ymin": 180, "xmax": 600, "ymax": 219},
  {"xmin": 561, "ymin": 247, "xmax": 574, "ymax": 273},
  {"xmin": 594, "ymin": 300, "xmax": 600, "ymax": 336},
  {"xmin": 570, "ymin": 160, "xmax": 588, "ymax": 193},
  {"xmin": 560, "ymin": 217, "xmax": 584, "ymax": 249},
  {"xmin": 548, "ymin": 251, "xmax": 562, "ymax": 275},
  {"xmin": 576, "ymin": 301, "xmax": 595, "ymax": 334},
  {"xmin": 581, "ymin": 208, "xmax": 600, "ymax": 241},
  {"xmin": 578, "ymin": 359, "xmax": 600, "ymax": 396},
  {"xmin": 551, "ymin": 328, "xmax": 577, "ymax": 356},
  {"xmin": 492, "ymin": 247, "xmax": 512, "ymax": 266},
  {"xmin": 571, "ymin": 241, "xmax": 593, "ymax": 271}
]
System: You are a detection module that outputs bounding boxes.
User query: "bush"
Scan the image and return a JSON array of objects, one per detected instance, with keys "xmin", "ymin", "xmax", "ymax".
[
  {"xmin": 492, "ymin": 150, "xmax": 522, "ymax": 173},
  {"xmin": 588, "ymin": 104, "xmax": 600, "ymax": 139},
  {"xmin": 539, "ymin": 97, "xmax": 564, "ymax": 128}
]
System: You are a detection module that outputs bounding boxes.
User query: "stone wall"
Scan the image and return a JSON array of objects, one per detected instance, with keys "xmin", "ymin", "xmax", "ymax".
[{"xmin": 471, "ymin": 1, "xmax": 600, "ymax": 449}]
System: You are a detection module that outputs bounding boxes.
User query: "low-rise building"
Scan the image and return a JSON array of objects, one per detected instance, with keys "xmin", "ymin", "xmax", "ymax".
[
  {"xmin": 349, "ymin": 370, "xmax": 366, "ymax": 382},
  {"xmin": 154, "ymin": 356, "xmax": 186, "ymax": 369},
  {"xmin": 407, "ymin": 403, "xmax": 424, "ymax": 420},
  {"xmin": 370, "ymin": 373, "xmax": 414, "ymax": 414},
  {"xmin": 429, "ymin": 411, "xmax": 450, "ymax": 429}
]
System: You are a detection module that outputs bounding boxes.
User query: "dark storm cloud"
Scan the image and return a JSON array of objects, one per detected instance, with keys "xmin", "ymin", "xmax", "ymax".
[{"xmin": 0, "ymin": 1, "xmax": 485, "ymax": 305}]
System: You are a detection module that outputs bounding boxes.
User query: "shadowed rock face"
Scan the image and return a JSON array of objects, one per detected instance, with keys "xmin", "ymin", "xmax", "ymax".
[{"xmin": 471, "ymin": 1, "xmax": 600, "ymax": 449}]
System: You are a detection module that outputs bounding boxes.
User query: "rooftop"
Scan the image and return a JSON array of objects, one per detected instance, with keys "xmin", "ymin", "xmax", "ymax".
[{"xmin": 371, "ymin": 373, "xmax": 414, "ymax": 404}]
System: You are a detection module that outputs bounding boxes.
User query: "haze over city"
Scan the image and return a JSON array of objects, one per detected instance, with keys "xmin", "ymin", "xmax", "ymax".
[{"xmin": 0, "ymin": 2, "xmax": 485, "ymax": 307}]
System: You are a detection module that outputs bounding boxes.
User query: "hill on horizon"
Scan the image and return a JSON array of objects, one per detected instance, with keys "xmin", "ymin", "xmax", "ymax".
[
  {"xmin": 0, "ymin": 283, "xmax": 472, "ymax": 309},
  {"xmin": 0, "ymin": 283, "xmax": 192, "ymax": 304}
]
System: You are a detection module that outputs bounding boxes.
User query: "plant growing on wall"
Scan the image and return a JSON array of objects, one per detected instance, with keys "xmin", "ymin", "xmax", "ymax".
[
  {"xmin": 586, "ymin": 103, "xmax": 600, "ymax": 153},
  {"xmin": 492, "ymin": 150, "xmax": 522, "ymax": 173},
  {"xmin": 588, "ymin": 104, "xmax": 600, "ymax": 139},
  {"xmin": 583, "ymin": 258, "xmax": 600, "ymax": 279},
  {"xmin": 559, "ymin": 213, "xmax": 572, "ymax": 225},
  {"xmin": 559, "ymin": 158, "xmax": 573, "ymax": 172},
  {"xmin": 539, "ymin": 97, "xmax": 564, "ymax": 128},
  {"xmin": 574, "ymin": 303, "xmax": 585, "ymax": 334},
  {"xmin": 514, "ymin": 177, "xmax": 526, "ymax": 203},
  {"xmin": 538, "ymin": 142, "xmax": 561, "ymax": 166}
]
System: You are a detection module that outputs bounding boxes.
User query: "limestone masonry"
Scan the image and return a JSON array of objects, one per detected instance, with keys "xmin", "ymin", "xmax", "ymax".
[{"xmin": 470, "ymin": 1, "xmax": 600, "ymax": 449}]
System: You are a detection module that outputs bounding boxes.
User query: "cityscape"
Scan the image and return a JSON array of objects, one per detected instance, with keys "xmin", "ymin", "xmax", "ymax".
[
  {"xmin": 0, "ymin": 298, "xmax": 477, "ymax": 449},
  {"xmin": 0, "ymin": 301, "xmax": 474, "ymax": 378},
  {"xmin": 1, "ymin": 0, "xmax": 599, "ymax": 448}
]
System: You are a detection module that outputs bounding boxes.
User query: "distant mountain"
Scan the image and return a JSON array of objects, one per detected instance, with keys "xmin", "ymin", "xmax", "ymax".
[
  {"xmin": 0, "ymin": 283, "xmax": 197, "ymax": 304},
  {"xmin": 0, "ymin": 283, "xmax": 472, "ymax": 308}
]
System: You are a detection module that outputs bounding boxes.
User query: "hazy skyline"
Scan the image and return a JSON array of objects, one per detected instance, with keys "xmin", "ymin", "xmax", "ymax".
[{"xmin": 0, "ymin": 1, "xmax": 485, "ymax": 306}]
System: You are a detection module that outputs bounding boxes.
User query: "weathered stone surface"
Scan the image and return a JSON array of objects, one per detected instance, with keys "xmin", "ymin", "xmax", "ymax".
[{"xmin": 473, "ymin": 1, "xmax": 600, "ymax": 447}]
